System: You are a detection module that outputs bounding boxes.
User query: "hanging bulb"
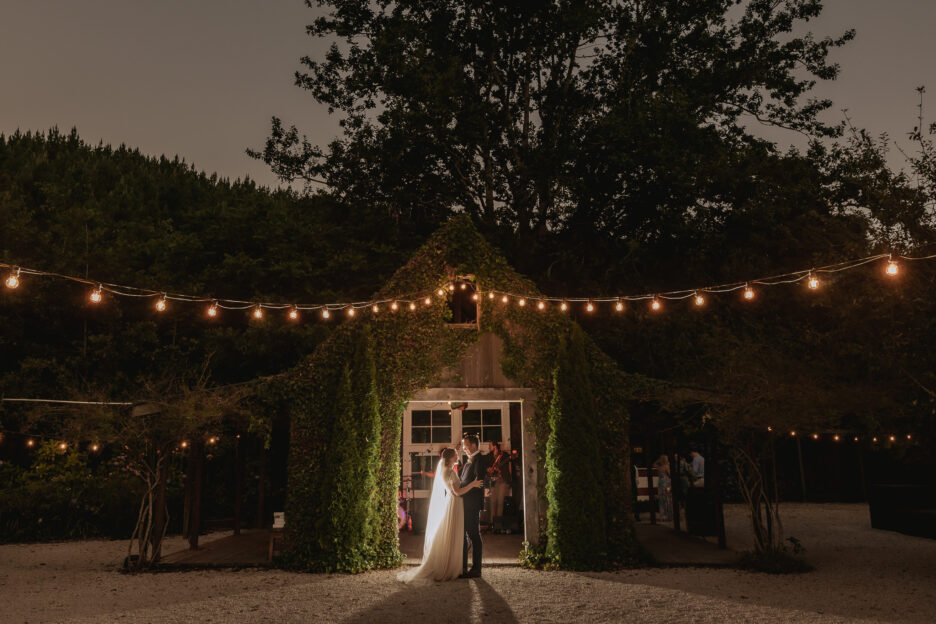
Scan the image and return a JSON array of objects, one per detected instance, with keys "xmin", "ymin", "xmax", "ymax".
[
  {"xmin": 651, "ymin": 298, "xmax": 661, "ymax": 311},
  {"xmin": 437, "ymin": 288, "xmax": 445, "ymax": 297},
  {"xmin": 886, "ymin": 256, "xmax": 899, "ymax": 276},
  {"xmin": 391, "ymin": 301, "xmax": 399, "ymax": 311},
  {"xmin": 833, "ymin": 434, "xmax": 840, "ymax": 442},
  {"xmin": 907, "ymin": 434, "xmax": 912, "ymax": 440},
  {"xmin": 790, "ymin": 431, "xmax": 796, "ymax": 437},
  {"xmin": 90, "ymin": 443, "xmax": 100, "ymax": 452},
  {"xmin": 743, "ymin": 284, "xmax": 755, "ymax": 300},
  {"xmin": 537, "ymin": 300, "xmax": 546, "ymax": 310},
  {"xmin": 447, "ymin": 283, "xmax": 455, "ymax": 292},
  {"xmin": 424, "ymin": 296, "xmax": 431, "ymax": 305},
  {"xmin": 59, "ymin": 442, "xmax": 67, "ymax": 451},
  {"xmin": 253, "ymin": 306, "xmax": 263, "ymax": 319},
  {"xmin": 180, "ymin": 440, "xmax": 189, "ymax": 449},
  {"xmin": 807, "ymin": 273, "xmax": 819, "ymax": 290},
  {"xmin": 488, "ymin": 292, "xmax": 495, "ymax": 300},
  {"xmin": 155, "ymin": 296, "xmax": 167, "ymax": 312},
  {"xmin": 767, "ymin": 426, "xmax": 773, "ymax": 432},
  {"xmin": 889, "ymin": 435, "xmax": 895, "ymax": 442},
  {"xmin": 372, "ymin": 304, "xmax": 379, "ymax": 314},
  {"xmin": 288, "ymin": 307, "xmax": 299, "ymax": 321},
  {"xmin": 322, "ymin": 309, "xmax": 330, "ymax": 319},
  {"xmin": 409, "ymin": 302, "xmax": 416, "ymax": 311},
  {"xmin": 207, "ymin": 302, "xmax": 219, "ymax": 318},
  {"xmin": 694, "ymin": 292, "xmax": 705, "ymax": 306},
  {"xmin": 4, "ymin": 268, "xmax": 20, "ymax": 289},
  {"xmin": 347, "ymin": 307, "xmax": 355, "ymax": 317},
  {"xmin": 615, "ymin": 301, "xmax": 624, "ymax": 312},
  {"xmin": 586, "ymin": 302, "xmax": 594, "ymax": 312},
  {"xmin": 90, "ymin": 285, "xmax": 103, "ymax": 303},
  {"xmin": 208, "ymin": 436, "xmax": 217, "ymax": 445},
  {"xmin": 560, "ymin": 301, "xmax": 568, "ymax": 312},
  {"xmin": 853, "ymin": 436, "xmax": 859, "ymax": 442},
  {"xmin": 518, "ymin": 298, "xmax": 526, "ymax": 307},
  {"xmin": 471, "ymin": 293, "xmax": 479, "ymax": 301},
  {"xmin": 460, "ymin": 283, "xmax": 467, "ymax": 290},
  {"xmin": 26, "ymin": 438, "xmax": 35, "ymax": 448},
  {"xmin": 501, "ymin": 295, "xmax": 509, "ymax": 303},
  {"xmin": 873, "ymin": 436, "xmax": 878, "ymax": 442},
  {"xmin": 812, "ymin": 433, "xmax": 819, "ymax": 440}
]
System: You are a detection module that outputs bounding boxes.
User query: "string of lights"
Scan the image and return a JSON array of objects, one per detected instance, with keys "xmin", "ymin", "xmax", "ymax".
[
  {"xmin": 2, "ymin": 249, "xmax": 936, "ymax": 320},
  {"xmin": 0, "ymin": 428, "xmax": 221, "ymax": 453}
]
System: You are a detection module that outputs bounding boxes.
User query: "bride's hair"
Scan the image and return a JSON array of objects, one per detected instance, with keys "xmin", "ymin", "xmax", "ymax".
[{"xmin": 440, "ymin": 448, "xmax": 458, "ymax": 466}]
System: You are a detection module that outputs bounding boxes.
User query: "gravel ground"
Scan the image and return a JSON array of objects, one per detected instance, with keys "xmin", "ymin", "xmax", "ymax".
[{"xmin": 2, "ymin": 503, "xmax": 934, "ymax": 624}]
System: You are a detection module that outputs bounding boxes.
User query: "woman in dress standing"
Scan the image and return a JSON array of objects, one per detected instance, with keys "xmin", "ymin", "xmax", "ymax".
[{"xmin": 652, "ymin": 454, "xmax": 673, "ymax": 522}]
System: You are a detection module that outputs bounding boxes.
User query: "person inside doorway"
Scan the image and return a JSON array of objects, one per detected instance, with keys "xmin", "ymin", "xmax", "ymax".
[{"xmin": 486, "ymin": 441, "xmax": 511, "ymax": 526}]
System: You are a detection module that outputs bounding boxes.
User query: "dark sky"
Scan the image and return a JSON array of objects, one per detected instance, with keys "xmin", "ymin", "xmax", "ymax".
[{"xmin": 2, "ymin": 1, "xmax": 934, "ymax": 190}]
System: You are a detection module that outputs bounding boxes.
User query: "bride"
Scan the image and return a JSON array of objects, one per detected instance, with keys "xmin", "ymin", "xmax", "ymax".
[{"xmin": 399, "ymin": 448, "xmax": 482, "ymax": 583}]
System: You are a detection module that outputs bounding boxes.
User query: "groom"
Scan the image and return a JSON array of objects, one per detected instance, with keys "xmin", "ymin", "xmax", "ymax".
[{"xmin": 458, "ymin": 433, "xmax": 486, "ymax": 578}]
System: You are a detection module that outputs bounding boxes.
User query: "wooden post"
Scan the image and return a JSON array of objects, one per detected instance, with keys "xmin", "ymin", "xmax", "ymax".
[
  {"xmin": 151, "ymin": 452, "xmax": 170, "ymax": 561},
  {"xmin": 795, "ymin": 436, "xmax": 807, "ymax": 502},
  {"xmin": 708, "ymin": 428, "xmax": 726, "ymax": 549},
  {"xmin": 234, "ymin": 435, "xmax": 243, "ymax": 536},
  {"xmin": 188, "ymin": 440, "xmax": 204, "ymax": 550},
  {"xmin": 255, "ymin": 442, "xmax": 266, "ymax": 529}
]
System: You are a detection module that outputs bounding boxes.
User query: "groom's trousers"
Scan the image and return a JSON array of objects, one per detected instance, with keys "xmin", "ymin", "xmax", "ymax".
[{"xmin": 463, "ymin": 508, "xmax": 483, "ymax": 572}]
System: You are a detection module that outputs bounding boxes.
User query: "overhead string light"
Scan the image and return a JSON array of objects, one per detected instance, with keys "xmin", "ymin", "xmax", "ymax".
[{"xmin": 2, "ymin": 247, "xmax": 935, "ymax": 322}]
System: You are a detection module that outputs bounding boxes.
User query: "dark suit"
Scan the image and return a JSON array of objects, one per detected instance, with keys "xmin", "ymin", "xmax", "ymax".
[{"xmin": 459, "ymin": 451, "xmax": 486, "ymax": 573}]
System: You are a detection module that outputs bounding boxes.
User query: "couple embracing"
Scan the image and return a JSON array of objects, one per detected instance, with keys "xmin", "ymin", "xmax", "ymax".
[{"xmin": 399, "ymin": 433, "xmax": 487, "ymax": 583}]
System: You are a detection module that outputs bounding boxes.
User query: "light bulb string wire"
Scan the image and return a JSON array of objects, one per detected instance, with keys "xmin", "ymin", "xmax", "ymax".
[{"xmin": 1, "ymin": 249, "xmax": 934, "ymax": 312}]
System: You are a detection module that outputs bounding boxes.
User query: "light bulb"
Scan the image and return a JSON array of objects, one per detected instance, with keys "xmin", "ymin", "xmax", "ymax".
[
  {"xmin": 208, "ymin": 436, "xmax": 217, "ymax": 445},
  {"xmin": 807, "ymin": 274, "xmax": 819, "ymax": 290},
  {"xmin": 5, "ymin": 270, "xmax": 19, "ymax": 289},
  {"xmin": 907, "ymin": 434, "xmax": 912, "ymax": 440},
  {"xmin": 651, "ymin": 299, "xmax": 661, "ymax": 311},
  {"xmin": 615, "ymin": 301, "xmax": 624, "ymax": 312},
  {"xmin": 459, "ymin": 283, "xmax": 467, "ymax": 290},
  {"xmin": 424, "ymin": 297, "xmax": 431, "ymax": 305},
  {"xmin": 791, "ymin": 431, "xmax": 796, "ymax": 437},
  {"xmin": 155, "ymin": 297, "xmax": 167, "ymax": 312},
  {"xmin": 207, "ymin": 303, "xmax": 218, "ymax": 318},
  {"xmin": 518, "ymin": 298, "xmax": 526, "ymax": 306},
  {"xmin": 471, "ymin": 293, "xmax": 479, "ymax": 301},
  {"xmin": 488, "ymin": 292, "xmax": 495, "ymax": 300},
  {"xmin": 253, "ymin": 306, "xmax": 263, "ymax": 319},
  {"xmin": 833, "ymin": 435, "xmax": 840, "ymax": 441},
  {"xmin": 743, "ymin": 285, "xmax": 755, "ymax": 300},
  {"xmin": 767, "ymin": 426, "xmax": 773, "ymax": 432},
  {"xmin": 59, "ymin": 442, "xmax": 67, "ymax": 451},
  {"xmin": 873, "ymin": 436, "xmax": 878, "ymax": 442},
  {"xmin": 437, "ymin": 289, "xmax": 445, "ymax": 297},
  {"xmin": 560, "ymin": 302, "xmax": 568, "ymax": 311},
  {"xmin": 180, "ymin": 441, "xmax": 189, "ymax": 449},
  {"xmin": 853, "ymin": 436, "xmax": 859, "ymax": 442},
  {"xmin": 409, "ymin": 302, "xmax": 416, "ymax": 311},
  {"xmin": 812, "ymin": 433, "xmax": 819, "ymax": 440},
  {"xmin": 372, "ymin": 304, "xmax": 379, "ymax": 314},
  {"xmin": 501, "ymin": 295, "xmax": 509, "ymax": 303},
  {"xmin": 889, "ymin": 435, "xmax": 895, "ymax": 442},
  {"xmin": 586, "ymin": 302, "xmax": 594, "ymax": 312},
  {"xmin": 90, "ymin": 443, "xmax": 100, "ymax": 452},
  {"xmin": 886, "ymin": 260, "xmax": 899, "ymax": 276},
  {"xmin": 322, "ymin": 309, "xmax": 330, "ymax": 319},
  {"xmin": 391, "ymin": 301, "xmax": 399, "ymax": 311},
  {"xmin": 90, "ymin": 286, "xmax": 102, "ymax": 303},
  {"xmin": 537, "ymin": 301, "xmax": 545, "ymax": 310},
  {"xmin": 448, "ymin": 283, "xmax": 455, "ymax": 292},
  {"xmin": 694, "ymin": 293, "xmax": 705, "ymax": 306},
  {"xmin": 26, "ymin": 439, "xmax": 35, "ymax": 448},
  {"xmin": 288, "ymin": 308, "xmax": 299, "ymax": 320},
  {"xmin": 347, "ymin": 307, "xmax": 355, "ymax": 317}
]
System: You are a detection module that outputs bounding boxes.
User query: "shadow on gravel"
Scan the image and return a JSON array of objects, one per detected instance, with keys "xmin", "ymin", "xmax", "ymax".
[{"xmin": 342, "ymin": 576, "xmax": 518, "ymax": 624}]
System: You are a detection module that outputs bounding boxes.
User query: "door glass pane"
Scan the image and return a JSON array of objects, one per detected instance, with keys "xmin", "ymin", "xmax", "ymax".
[
  {"xmin": 463, "ymin": 426, "xmax": 481, "ymax": 440},
  {"xmin": 432, "ymin": 427, "xmax": 451, "ymax": 443},
  {"xmin": 463, "ymin": 409, "xmax": 481, "ymax": 426},
  {"xmin": 412, "ymin": 427, "xmax": 430, "ymax": 443},
  {"xmin": 482, "ymin": 427, "xmax": 501, "ymax": 443},
  {"xmin": 412, "ymin": 455, "xmax": 436, "ymax": 490},
  {"xmin": 412, "ymin": 410, "xmax": 431, "ymax": 427},
  {"xmin": 431, "ymin": 410, "xmax": 451, "ymax": 426},
  {"xmin": 482, "ymin": 409, "xmax": 501, "ymax": 426}
]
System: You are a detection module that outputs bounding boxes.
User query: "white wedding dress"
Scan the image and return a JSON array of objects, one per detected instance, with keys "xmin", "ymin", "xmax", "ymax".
[{"xmin": 398, "ymin": 460, "xmax": 464, "ymax": 583}]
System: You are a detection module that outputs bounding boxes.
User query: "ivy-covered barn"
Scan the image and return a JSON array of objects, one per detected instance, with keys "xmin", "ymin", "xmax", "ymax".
[{"xmin": 274, "ymin": 216, "xmax": 645, "ymax": 572}]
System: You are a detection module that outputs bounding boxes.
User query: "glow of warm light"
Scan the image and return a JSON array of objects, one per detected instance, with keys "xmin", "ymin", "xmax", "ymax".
[
  {"xmin": 448, "ymin": 283, "xmax": 455, "ymax": 292},
  {"xmin": 518, "ymin": 298, "xmax": 526, "ymax": 307},
  {"xmin": 155, "ymin": 297, "xmax": 167, "ymax": 312},
  {"xmin": 586, "ymin": 302, "xmax": 594, "ymax": 312},
  {"xmin": 322, "ymin": 309, "xmax": 330, "ymax": 319},
  {"xmin": 460, "ymin": 283, "xmax": 467, "ymax": 290},
  {"xmin": 488, "ymin": 292, "xmax": 495, "ymax": 300},
  {"xmin": 90, "ymin": 287, "xmax": 103, "ymax": 303},
  {"xmin": 743, "ymin": 285, "xmax": 755, "ymax": 300},
  {"xmin": 889, "ymin": 435, "xmax": 895, "ymax": 442},
  {"xmin": 833, "ymin": 434, "xmax": 840, "ymax": 441},
  {"xmin": 854, "ymin": 436, "xmax": 859, "ymax": 442},
  {"xmin": 409, "ymin": 302, "xmax": 416, "ymax": 311},
  {"xmin": 873, "ymin": 436, "xmax": 878, "ymax": 442},
  {"xmin": 59, "ymin": 442, "xmax": 67, "ymax": 451},
  {"xmin": 907, "ymin": 434, "xmax": 912, "ymax": 440},
  {"xmin": 288, "ymin": 308, "xmax": 299, "ymax": 320},
  {"xmin": 501, "ymin": 295, "xmax": 509, "ymax": 303},
  {"xmin": 208, "ymin": 437, "xmax": 217, "ymax": 445},
  {"xmin": 5, "ymin": 270, "xmax": 19, "ymax": 289},
  {"xmin": 180, "ymin": 441, "xmax": 189, "ymax": 448},
  {"xmin": 471, "ymin": 293, "xmax": 478, "ymax": 301},
  {"xmin": 347, "ymin": 307, "xmax": 355, "ymax": 317},
  {"xmin": 812, "ymin": 433, "xmax": 819, "ymax": 440},
  {"xmin": 560, "ymin": 302, "xmax": 568, "ymax": 311},
  {"xmin": 26, "ymin": 439, "xmax": 35, "ymax": 447},
  {"xmin": 537, "ymin": 301, "xmax": 545, "ymax": 310},
  {"xmin": 253, "ymin": 306, "xmax": 263, "ymax": 319},
  {"xmin": 807, "ymin": 274, "xmax": 819, "ymax": 290},
  {"xmin": 790, "ymin": 431, "xmax": 796, "ymax": 437},
  {"xmin": 694, "ymin": 293, "xmax": 705, "ymax": 306},
  {"xmin": 391, "ymin": 301, "xmax": 399, "ymax": 311},
  {"xmin": 615, "ymin": 301, "xmax": 624, "ymax": 312},
  {"xmin": 651, "ymin": 299, "xmax": 661, "ymax": 311},
  {"xmin": 767, "ymin": 426, "xmax": 773, "ymax": 432},
  {"xmin": 90, "ymin": 443, "xmax": 100, "ymax": 452},
  {"xmin": 424, "ymin": 297, "xmax": 431, "ymax": 305},
  {"xmin": 208, "ymin": 304, "xmax": 218, "ymax": 318},
  {"xmin": 886, "ymin": 260, "xmax": 899, "ymax": 276},
  {"xmin": 372, "ymin": 304, "xmax": 379, "ymax": 314},
  {"xmin": 437, "ymin": 289, "xmax": 445, "ymax": 297}
]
